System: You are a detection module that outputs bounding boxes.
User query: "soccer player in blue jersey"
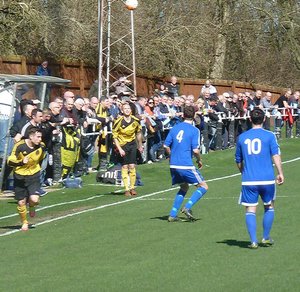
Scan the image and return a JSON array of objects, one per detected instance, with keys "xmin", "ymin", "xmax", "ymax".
[
  {"xmin": 235, "ymin": 108, "xmax": 284, "ymax": 249},
  {"xmin": 164, "ymin": 106, "xmax": 208, "ymax": 222}
]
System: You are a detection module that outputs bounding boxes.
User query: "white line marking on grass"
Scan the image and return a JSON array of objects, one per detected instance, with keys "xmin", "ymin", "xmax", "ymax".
[
  {"xmin": 1, "ymin": 157, "xmax": 299, "ymax": 237},
  {"xmin": 138, "ymin": 195, "xmax": 295, "ymax": 201},
  {"xmin": 281, "ymin": 157, "xmax": 300, "ymax": 164},
  {"xmin": 86, "ymin": 183, "xmax": 123, "ymax": 187},
  {"xmin": 0, "ymin": 190, "xmax": 173, "ymax": 237},
  {"xmin": 0, "ymin": 195, "xmax": 104, "ymax": 221}
]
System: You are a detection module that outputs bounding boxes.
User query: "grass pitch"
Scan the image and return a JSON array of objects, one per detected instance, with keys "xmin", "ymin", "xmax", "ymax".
[{"xmin": 0, "ymin": 139, "xmax": 299, "ymax": 291}]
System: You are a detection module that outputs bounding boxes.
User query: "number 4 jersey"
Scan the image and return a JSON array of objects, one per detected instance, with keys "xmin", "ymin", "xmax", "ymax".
[
  {"xmin": 164, "ymin": 122, "xmax": 200, "ymax": 168},
  {"xmin": 235, "ymin": 128, "xmax": 280, "ymax": 184}
]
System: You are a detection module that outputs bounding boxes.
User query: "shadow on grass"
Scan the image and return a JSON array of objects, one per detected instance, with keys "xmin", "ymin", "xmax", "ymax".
[
  {"xmin": 0, "ymin": 224, "xmax": 36, "ymax": 231},
  {"xmin": 216, "ymin": 239, "xmax": 250, "ymax": 248},
  {"xmin": 0, "ymin": 224, "xmax": 36, "ymax": 234},
  {"xmin": 150, "ymin": 215, "xmax": 200, "ymax": 222},
  {"xmin": 0, "ymin": 224, "xmax": 21, "ymax": 230}
]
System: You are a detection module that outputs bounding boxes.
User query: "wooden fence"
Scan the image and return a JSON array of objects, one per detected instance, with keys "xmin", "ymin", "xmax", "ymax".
[{"xmin": 0, "ymin": 55, "xmax": 286, "ymax": 103}]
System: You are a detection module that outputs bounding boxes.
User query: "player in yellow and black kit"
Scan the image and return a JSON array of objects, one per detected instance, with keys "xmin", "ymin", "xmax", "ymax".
[
  {"xmin": 112, "ymin": 103, "xmax": 143, "ymax": 196},
  {"xmin": 7, "ymin": 127, "xmax": 45, "ymax": 231}
]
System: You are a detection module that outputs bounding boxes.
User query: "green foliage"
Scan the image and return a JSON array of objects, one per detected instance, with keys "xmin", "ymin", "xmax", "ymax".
[{"xmin": 0, "ymin": 0, "xmax": 300, "ymax": 87}]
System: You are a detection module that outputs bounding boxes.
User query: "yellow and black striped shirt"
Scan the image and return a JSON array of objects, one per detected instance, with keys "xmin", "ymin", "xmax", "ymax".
[
  {"xmin": 7, "ymin": 140, "xmax": 45, "ymax": 176},
  {"xmin": 112, "ymin": 115, "xmax": 142, "ymax": 146}
]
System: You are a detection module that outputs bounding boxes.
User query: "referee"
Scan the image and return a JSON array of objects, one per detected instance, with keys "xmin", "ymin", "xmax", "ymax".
[{"xmin": 7, "ymin": 127, "xmax": 45, "ymax": 231}]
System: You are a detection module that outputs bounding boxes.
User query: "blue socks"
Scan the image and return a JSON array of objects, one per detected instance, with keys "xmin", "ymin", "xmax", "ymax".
[
  {"xmin": 246, "ymin": 212, "xmax": 257, "ymax": 244},
  {"xmin": 184, "ymin": 187, "xmax": 207, "ymax": 210},
  {"xmin": 169, "ymin": 190, "xmax": 186, "ymax": 217},
  {"xmin": 263, "ymin": 207, "xmax": 274, "ymax": 240},
  {"xmin": 245, "ymin": 208, "xmax": 274, "ymax": 243}
]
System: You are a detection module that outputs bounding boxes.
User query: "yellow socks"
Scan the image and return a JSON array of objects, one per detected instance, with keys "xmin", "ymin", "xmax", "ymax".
[
  {"xmin": 129, "ymin": 168, "xmax": 136, "ymax": 190},
  {"xmin": 17, "ymin": 205, "xmax": 28, "ymax": 225},
  {"xmin": 121, "ymin": 168, "xmax": 129, "ymax": 191}
]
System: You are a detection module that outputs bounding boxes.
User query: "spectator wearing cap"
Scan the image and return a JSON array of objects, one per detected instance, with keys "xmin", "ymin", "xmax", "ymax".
[
  {"xmin": 19, "ymin": 98, "xmax": 40, "ymax": 118},
  {"xmin": 108, "ymin": 95, "xmax": 121, "ymax": 120}
]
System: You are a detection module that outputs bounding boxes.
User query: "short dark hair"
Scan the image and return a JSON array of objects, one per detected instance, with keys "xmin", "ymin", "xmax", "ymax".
[
  {"xmin": 28, "ymin": 126, "xmax": 42, "ymax": 137},
  {"xmin": 250, "ymin": 108, "xmax": 265, "ymax": 125},
  {"xmin": 137, "ymin": 96, "xmax": 146, "ymax": 101},
  {"xmin": 183, "ymin": 105, "xmax": 195, "ymax": 120},
  {"xmin": 100, "ymin": 96, "xmax": 109, "ymax": 102},
  {"xmin": 31, "ymin": 108, "xmax": 43, "ymax": 117}
]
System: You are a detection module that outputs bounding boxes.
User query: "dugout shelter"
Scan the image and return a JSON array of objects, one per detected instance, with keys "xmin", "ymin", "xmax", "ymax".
[{"xmin": 0, "ymin": 74, "xmax": 71, "ymax": 191}]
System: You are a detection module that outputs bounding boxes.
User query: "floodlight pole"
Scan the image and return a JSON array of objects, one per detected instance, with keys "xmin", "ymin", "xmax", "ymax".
[
  {"xmin": 106, "ymin": 0, "xmax": 112, "ymax": 98},
  {"xmin": 131, "ymin": 10, "xmax": 137, "ymax": 96},
  {"xmin": 97, "ymin": 0, "xmax": 104, "ymax": 99},
  {"xmin": 98, "ymin": 0, "xmax": 138, "ymax": 97}
]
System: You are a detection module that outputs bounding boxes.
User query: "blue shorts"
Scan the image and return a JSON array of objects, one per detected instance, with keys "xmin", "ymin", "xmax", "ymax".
[
  {"xmin": 238, "ymin": 184, "xmax": 276, "ymax": 206},
  {"xmin": 170, "ymin": 167, "xmax": 204, "ymax": 186}
]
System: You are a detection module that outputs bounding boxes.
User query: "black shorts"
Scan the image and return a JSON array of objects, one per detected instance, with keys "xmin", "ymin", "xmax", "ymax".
[
  {"xmin": 14, "ymin": 172, "xmax": 40, "ymax": 201},
  {"xmin": 118, "ymin": 140, "xmax": 137, "ymax": 165}
]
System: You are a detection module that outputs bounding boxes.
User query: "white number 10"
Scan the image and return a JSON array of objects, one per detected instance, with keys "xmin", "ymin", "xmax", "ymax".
[{"xmin": 244, "ymin": 138, "xmax": 261, "ymax": 154}]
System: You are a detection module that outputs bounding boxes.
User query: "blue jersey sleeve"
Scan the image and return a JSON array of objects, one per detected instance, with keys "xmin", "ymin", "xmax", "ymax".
[
  {"xmin": 270, "ymin": 133, "xmax": 280, "ymax": 156},
  {"xmin": 192, "ymin": 128, "xmax": 201, "ymax": 150},
  {"xmin": 235, "ymin": 137, "xmax": 242, "ymax": 163}
]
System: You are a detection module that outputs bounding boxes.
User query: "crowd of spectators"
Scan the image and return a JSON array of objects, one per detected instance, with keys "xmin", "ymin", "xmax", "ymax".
[{"xmin": 1, "ymin": 76, "xmax": 300, "ymax": 194}]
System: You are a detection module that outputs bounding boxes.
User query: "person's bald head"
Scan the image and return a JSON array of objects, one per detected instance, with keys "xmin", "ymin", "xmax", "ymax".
[
  {"xmin": 63, "ymin": 91, "xmax": 75, "ymax": 100},
  {"xmin": 90, "ymin": 96, "xmax": 99, "ymax": 109},
  {"xmin": 49, "ymin": 102, "xmax": 61, "ymax": 115},
  {"xmin": 65, "ymin": 97, "xmax": 74, "ymax": 111}
]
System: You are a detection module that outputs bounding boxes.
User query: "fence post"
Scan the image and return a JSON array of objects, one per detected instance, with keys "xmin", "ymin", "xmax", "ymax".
[
  {"xmin": 0, "ymin": 56, "xmax": 3, "ymax": 73},
  {"xmin": 21, "ymin": 56, "xmax": 27, "ymax": 74},
  {"xmin": 60, "ymin": 60, "xmax": 66, "ymax": 79},
  {"xmin": 80, "ymin": 61, "xmax": 85, "ymax": 96},
  {"xmin": 231, "ymin": 81, "xmax": 236, "ymax": 93}
]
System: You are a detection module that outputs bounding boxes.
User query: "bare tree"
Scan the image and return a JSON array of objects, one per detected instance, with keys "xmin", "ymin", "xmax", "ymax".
[{"xmin": 0, "ymin": 0, "xmax": 299, "ymax": 88}]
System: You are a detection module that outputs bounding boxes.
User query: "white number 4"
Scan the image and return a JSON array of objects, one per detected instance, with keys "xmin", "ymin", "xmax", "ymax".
[{"xmin": 176, "ymin": 130, "xmax": 184, "ymax": 143}]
